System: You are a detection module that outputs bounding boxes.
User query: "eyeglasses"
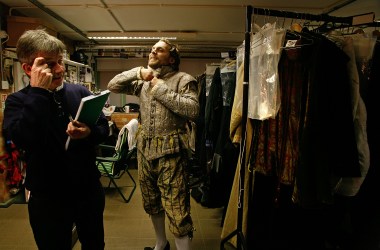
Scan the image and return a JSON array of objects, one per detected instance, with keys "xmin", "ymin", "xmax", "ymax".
[{"xmin": 52, "ymin": 90, "xmax": 64, "ymax": 117}]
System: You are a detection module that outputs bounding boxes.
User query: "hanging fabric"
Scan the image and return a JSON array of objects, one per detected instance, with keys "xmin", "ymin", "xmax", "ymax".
[{"xmin": 222, "ymin": 6, "xmax": 377, "ymax": 250}]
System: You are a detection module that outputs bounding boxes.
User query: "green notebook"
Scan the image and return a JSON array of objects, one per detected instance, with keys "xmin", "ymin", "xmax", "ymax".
[
  {"xmin": 74, "ymin": 89, "xmax": 111, "ymax": 125},
  {"xmin": 65, "ymin": 89, "xmax": 111, "ymax": 150}
]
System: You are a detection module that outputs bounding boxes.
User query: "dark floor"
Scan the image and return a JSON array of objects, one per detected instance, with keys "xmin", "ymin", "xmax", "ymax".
[{"xmin": 0, "ymin": 169, "xmax": 230, "ymax": 250}]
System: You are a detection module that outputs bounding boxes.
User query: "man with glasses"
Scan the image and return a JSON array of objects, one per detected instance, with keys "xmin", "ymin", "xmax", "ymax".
[
  {"xmin": 108, "ymin": 39, "xmax": 199, "ymax": 250},
  {"xmin": 2, "ymin": 29, "xmax": 109, "ymax": 250}
]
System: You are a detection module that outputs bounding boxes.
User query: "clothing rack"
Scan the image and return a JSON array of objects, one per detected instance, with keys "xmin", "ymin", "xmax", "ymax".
[
  {"xmin": 220, "ymin": 5, "xmax": 377, "ymax": 250},
  {"xmin": 252, "ymin": 7, "xmax": 376, "ymax": 32},
  {"xmin": 252, "ymin": 7, "xmax": 351, "ymax": 24}
]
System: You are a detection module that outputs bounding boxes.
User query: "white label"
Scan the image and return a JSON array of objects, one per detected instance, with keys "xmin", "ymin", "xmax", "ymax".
[{"xmin": 285, "ymin": 40, "xmax": 297, "ymax": 48}]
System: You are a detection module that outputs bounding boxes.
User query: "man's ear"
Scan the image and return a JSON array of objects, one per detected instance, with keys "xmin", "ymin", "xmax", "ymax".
[
  {"xmin": 21, "ymin": 63, "xmax": 32, "ymax": 77},
  {"xmin": 169, "ymin": 57, "xmax": 175, "ymax": 64}
]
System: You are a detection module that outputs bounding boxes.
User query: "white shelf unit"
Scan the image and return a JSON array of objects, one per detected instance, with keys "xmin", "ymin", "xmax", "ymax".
[
  {"xmin": 64, "ymin": 59, "xmax": 95, "ymax": 92},
  {"xmin": 1, "ymin": 50, "xmax": 96, "ymax": 92}
]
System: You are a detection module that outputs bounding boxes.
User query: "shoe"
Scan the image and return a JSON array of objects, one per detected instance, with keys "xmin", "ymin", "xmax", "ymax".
[{"xmin": 144, "ymin": 241, "xmax": 170, "ymax": 250}]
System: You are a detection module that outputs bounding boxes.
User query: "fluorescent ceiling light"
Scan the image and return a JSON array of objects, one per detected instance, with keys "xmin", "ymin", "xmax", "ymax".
[
  {"xmin": 88, "ymin": 36, "xmax": 176, "ymax": 40},
  {"xmin": 87, "ymin": 32, "xmax": 196, "ymax": 40}
]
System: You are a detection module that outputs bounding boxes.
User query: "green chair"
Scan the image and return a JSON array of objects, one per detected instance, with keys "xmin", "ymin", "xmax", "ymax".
[{"xmin": 96, "ymin": 126, "xmax": 137, "ymax": 203}]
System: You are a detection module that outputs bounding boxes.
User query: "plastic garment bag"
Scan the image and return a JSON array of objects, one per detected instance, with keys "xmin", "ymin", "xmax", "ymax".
[{"xmin": 247, "ymin": 22, "xmax": 285, "ymax": 120}]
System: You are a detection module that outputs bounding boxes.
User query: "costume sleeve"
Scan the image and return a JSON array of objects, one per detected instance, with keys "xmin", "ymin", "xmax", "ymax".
[{"xmin": 107, "ymin": 67, "xmax": 144, "ymax": 96}]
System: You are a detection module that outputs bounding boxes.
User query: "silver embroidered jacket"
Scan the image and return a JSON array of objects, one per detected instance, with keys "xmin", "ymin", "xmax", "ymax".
[{"xmin": 107, "ymin": 66, "xmax": 199, "ymax": 160}]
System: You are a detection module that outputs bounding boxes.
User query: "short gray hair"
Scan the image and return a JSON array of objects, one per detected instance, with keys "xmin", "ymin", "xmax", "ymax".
[{"xmin": 16, "ymin": 29, "xmax": 66, "ymax": 65}]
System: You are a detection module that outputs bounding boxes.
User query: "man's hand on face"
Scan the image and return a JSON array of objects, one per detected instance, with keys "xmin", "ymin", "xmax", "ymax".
[{"xmin": 30, "ymin": 57, "xmax": 53, "ymax": 90}]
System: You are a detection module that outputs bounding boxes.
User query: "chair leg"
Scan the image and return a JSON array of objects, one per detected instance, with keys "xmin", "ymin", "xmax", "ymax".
[
  {"xmin": 125, "ymin": 169, "xmax": 137, "ymax": 201},
  {"xmin": 108, "ymin": 176, "xmax": 130, "ymax": 202},
  {"xmin": 105, "ymin": 171, "xmax": 136, "ymax": 203},
  {"xmin": 98, "ymin": 162, "xmax": 137, "ymax": 203}
]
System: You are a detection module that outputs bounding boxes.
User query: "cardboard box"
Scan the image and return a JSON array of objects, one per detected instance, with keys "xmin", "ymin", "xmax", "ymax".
[{"xmin": 6, "ymin": 16, "xmax": 57, "ymax": 47}]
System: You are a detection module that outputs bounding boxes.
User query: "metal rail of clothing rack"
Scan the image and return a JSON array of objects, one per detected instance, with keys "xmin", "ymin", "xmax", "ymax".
[{"xmin": 220, "ymin": 5, "xmax": 376, "ymax": 250}]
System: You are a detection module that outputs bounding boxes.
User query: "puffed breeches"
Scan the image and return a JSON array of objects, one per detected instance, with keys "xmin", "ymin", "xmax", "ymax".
[{"xmin": 138, "ymin": 150, "xmax": 194, "ymax": 238}]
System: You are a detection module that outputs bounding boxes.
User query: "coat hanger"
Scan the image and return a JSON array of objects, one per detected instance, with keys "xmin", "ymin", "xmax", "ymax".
[{"xmin": 282, "ymin": 30, "xmax": 314, "ymax": 50}]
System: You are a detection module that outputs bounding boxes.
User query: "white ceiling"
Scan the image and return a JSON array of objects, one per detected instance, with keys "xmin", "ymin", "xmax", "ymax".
[{"xmin": 1, "ymin": 0, "xmax": 379, "ymax": 53}]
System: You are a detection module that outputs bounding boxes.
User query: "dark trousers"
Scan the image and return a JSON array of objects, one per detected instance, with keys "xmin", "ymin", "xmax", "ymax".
[{"xmin": 28, "ymin": 180, "xmax": 105, "ymax": 250}]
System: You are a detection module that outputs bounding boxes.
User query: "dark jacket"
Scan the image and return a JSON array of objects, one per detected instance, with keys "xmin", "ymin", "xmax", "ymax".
[{"xmin": 2, "ymin": 83, "xmax": 109, "ymax": 198}]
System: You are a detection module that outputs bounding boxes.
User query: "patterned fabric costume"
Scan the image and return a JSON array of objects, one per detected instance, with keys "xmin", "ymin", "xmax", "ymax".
[{"xmin": 108, "ymin": 65, "xmax": 199, "ymax": 237}]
